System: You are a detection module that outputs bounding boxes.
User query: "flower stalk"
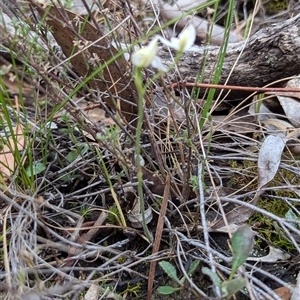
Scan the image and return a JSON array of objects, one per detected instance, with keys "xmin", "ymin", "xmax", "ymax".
[{"xmin": 131, "ymin": 23, "xmax": 196, "ymax": 242}]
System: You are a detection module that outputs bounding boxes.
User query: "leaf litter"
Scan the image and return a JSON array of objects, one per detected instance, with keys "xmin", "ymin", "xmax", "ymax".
[{"xmin": 0, "ymin": 1, "xmax": 299, "ymax": 299}]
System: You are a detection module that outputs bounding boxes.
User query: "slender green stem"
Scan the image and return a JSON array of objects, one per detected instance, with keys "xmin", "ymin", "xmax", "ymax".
[
  {"xmin": 200, "ymin": 0, "xmax": 235, "ymax": 129},
  {"xmin": 134, "ymin": 68, "xmax": 152, "ymax": 242}
]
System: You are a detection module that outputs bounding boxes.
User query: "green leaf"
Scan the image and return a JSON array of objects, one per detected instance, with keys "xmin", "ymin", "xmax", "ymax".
[
  {"xmin": 188, "ymin": 260, "xmax": 200, "ymax": 276},
  {"xmin": 158, "ymin": 261, "xmax": 181, "ymax": 285},
  {"xmin": 179, "ymin": 276, "xmax": 186, "ymax": 286},
  {"xmin": 230, "ymin": 225, "xmax": 254, "ymax": 278},
  {"xmin": 26, "ymin": 161, "xmax": 46, "ymax": 177},
  {"xmin": 66, "ymin": 144, "xmax": 89, "ymax": 163},
  {"xmin": 66, "ymin": 149, "xmax": 79, "ymax": 163},
  {"xmin": 202, "ymin": 267, "xmax": 222, "ymax": 287},
  {"xmin": 157, "ymin": 286, "xmax": 181, "ymax": 295},
  {"xmin": 221, "ymin": 277, "xmax": 246, "ymax": 298}
]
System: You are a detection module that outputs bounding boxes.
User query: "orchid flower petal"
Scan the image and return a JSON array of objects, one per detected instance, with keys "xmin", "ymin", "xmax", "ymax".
[
  {"xmin": 169, "ymin": 37, "xmax": 180, "ymax": 50},
  {"xmin": 157, "ymin": 24, "xmax": 196, "ymax": 52},
  {"xmin": 177, "ymin": 24, "xmax": 196, "ymax": 51},
  {"xmin": 156, "ymin": 36, "xmax": 173, "ymax": 48},
  {"xmin": 131, "ymin": 39, "xmax": 158, "ymax": 68},
  {"xmin": 151, "ymin": 56, "xmax": 168, "ymax": 72}
]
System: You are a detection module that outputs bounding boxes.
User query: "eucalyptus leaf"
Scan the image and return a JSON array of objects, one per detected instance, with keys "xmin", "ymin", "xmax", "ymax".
[{"xmin": 258, "ymin": 135, "xmax": 286, "ymax": 188}]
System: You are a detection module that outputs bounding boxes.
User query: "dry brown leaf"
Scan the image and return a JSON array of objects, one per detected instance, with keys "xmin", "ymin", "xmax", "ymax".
[
  {"xmin": 34, "ymin": 4, "xmax": 138, "ymax": 124},
  {"xmin": 211, "ymin": 201, "xmax": 257, "ymax": 230},
  {"xmin": 270, "ymin": 286, "xmax": 292, "ymax": 300},
  {"xmin": 211, "ymin": 111, "xmax": 258, "ymax": 135},
  {"xmin": 77, "ymin": 101, "xmax": 115, "ymax": 126},
  {"xmin": 0, "ymin": 123, "xmax": 26, "ymax": 179}
]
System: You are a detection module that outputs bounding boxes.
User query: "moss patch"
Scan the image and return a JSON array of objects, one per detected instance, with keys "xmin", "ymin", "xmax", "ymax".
[{"xmin": 266, "ymin": 0, "xmax": 288, "ymax": 14}]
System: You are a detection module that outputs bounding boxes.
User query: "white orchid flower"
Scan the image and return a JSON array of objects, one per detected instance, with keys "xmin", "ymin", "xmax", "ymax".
[
  {"xmin": 131, "ymin": 39, "xmax": 167, "ymax": 71},
  {"xmin": 158, "ymin": 24, "xmax": 196, "ymax": 52}
]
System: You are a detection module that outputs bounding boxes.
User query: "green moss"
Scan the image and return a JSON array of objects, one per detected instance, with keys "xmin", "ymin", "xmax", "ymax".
[
  {"xmin": 107, "ymin": 205, "xmax": 122, "ymax": 225},
  {"xmin": 228, "ymin": 159, "xmax": 257, "ymax": 190},
  {"xmin": 249, "ymin": 198, "xmax": 296, "ymax": 250},
  {"xmin": 119, "ymin": 282, "xmax": 143, "ymax": 297},
  {"xmin": 228, "ymin": 156, "xmax": 300, "ymax": 251},
  {"xmin": 229, "ymin": 154, "xmax": 300, "ymax": 196},
  {"xmin": 266, "ymin": 0, "xmax": 287, "ymax": 14},
  {"xmin": 79, "ymin": 206, "xmax": 92, "ymax": 220}
]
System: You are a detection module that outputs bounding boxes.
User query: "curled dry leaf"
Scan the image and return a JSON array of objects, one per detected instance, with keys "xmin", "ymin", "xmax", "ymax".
[
  {"xmin": 211, "ymin": 202, "xmax": 257, "ymax": 230},
  {"xmin": 271, "ymin": 77, "xmax": 300, "ymax": 127},
  {"xmin": 127, "ymin": 198, "xmax": 153, "ymax": 229}
]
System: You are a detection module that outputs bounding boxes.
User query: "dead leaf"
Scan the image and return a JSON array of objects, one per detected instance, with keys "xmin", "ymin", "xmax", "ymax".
[
  {"xmin": 258, "ymin": 135, "xmax": 286, "ymax": 189},
  {"xmin": 0, "ymin": 123, "xmax": 26, "ymax": 179},
  {"xmin": 263, "ymin": 119, "xmax": 295, "ymax": 136},
  {"xmin": 248, "ymin": 102, "xmax": 276, "ymax": 122},
  {"xmin": 141, "ymin": 166, "xmax": 166, "ymax": 197},
  {"xmin": 277, "ymin": 95, "xmax": 300, "ymax": 127},
  {"xmin": 211, "ymin": 201, "xmax": 257, "ymax": 230},
  {"xmin": 147, "ymin": 175, "xmax": 170, "ymax": 300},
  {"xmin": 270, "ymin": 286, "xmax": 292, "ymax": 300},
  {"xmin": 212, "ymin": 134, "xmax": 287, "ymax": 230},
  {"xmin": 127, "ymin": 198, "xmax": 153, "ymax": 229},
  {"xmin": 280, "ymin": 77, "xmax": 300, "ymax": 99},
  {"xmin": 247, "ymin": 246, "xmax": 290, "ymax": 263},
  {"xmin": 34, "ymin": 4, "xmax": 138, "ymax": 124},
  {"xmin": 0, "ymin": 11, "xmax": 15, "ymax": 39},
  {"xmin": 77, "ymin": 101, "xmax": 115, "ymax": 126},
  {"xmin": 84, "ymin": 284, "xmax": 99, "ymax": 300},
  {"xmin": 211, "ymin": 109, "xmax": 258, "ymax": 135}
]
